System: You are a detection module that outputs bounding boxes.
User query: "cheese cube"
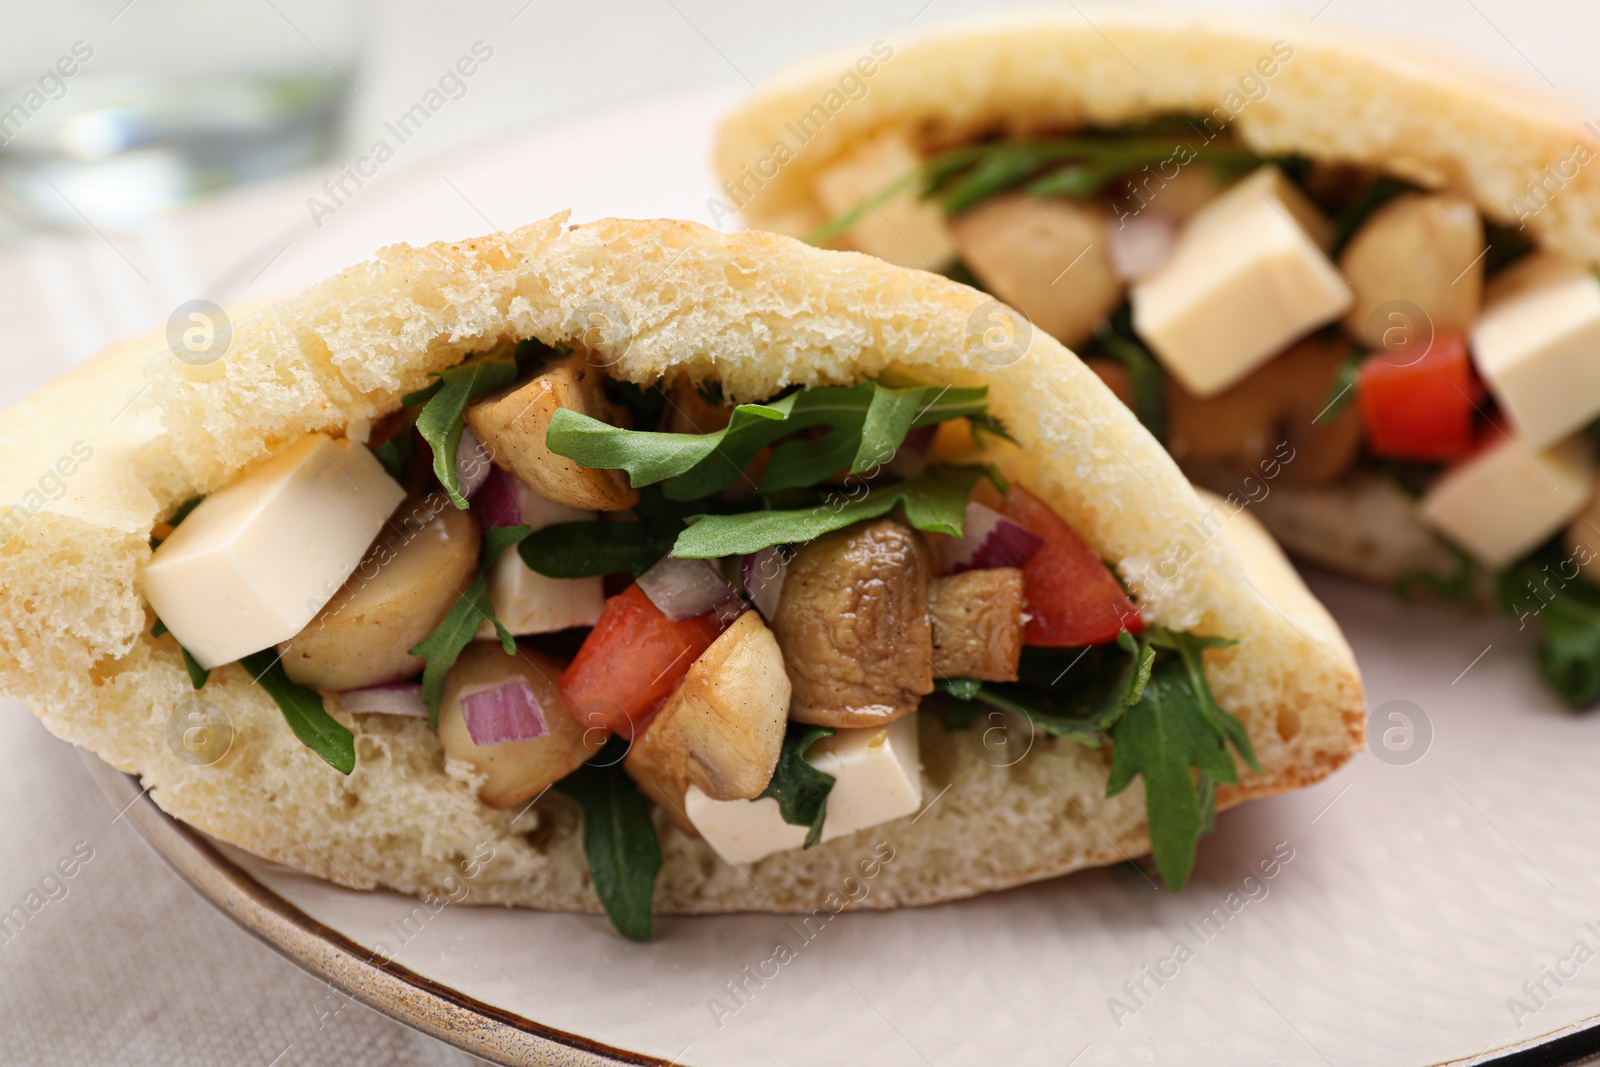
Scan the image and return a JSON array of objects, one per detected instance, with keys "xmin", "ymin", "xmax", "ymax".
[
  {"xmin": 1131, "ymin": 166, "xmax": 1352, "ymax": 397},
  {"xmin": 144, "ymin": 434, "xmax": 404, "ymax": 668},
  {"xmin": 813, "ymin": 131, "xmax": 954, "ymax": 269},
  {"xmin": 1419, "ymin": 432, "xmax": 1594, "ymax": 567},
  {"xmin": 685, "ymin": 713, "xmax": 923, "ymax": 865},
  {"xmin": 1471, "ymin": 255, "xmax": 1600, "ymax": 448},
  {"xmin": 478, "ymin": 480, "xmax": 604, "ymax": 638}
]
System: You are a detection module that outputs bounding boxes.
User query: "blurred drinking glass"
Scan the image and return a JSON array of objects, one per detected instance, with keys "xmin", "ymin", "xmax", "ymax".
[{"xmin": 0, "ymin": 0, "xmax": 363, "ymax": 230}]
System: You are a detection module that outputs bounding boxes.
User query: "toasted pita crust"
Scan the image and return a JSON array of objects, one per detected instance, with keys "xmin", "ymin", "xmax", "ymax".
[
  {"xmin": 716, "ymin": 10, "xmax": 1599, "ymax": 262},
  {"xmin": 0, "ymin": 215, "xmax": 1360, "ymax": 914}
]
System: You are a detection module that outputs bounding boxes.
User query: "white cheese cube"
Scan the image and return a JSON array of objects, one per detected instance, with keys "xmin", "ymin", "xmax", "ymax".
[
  {"xmin": 685, "ymin": 714, "xmax": 923, "ymax": 865},
  {"xmin": 813, "ymin": 131, "xmax": 954, "ymax": 269},
  {"xmin": 1419, "ymin": 432, "xmax": 1594, "ymax": 567},
  {"xmin": 479, "ymin": 479, "xmax": 604, "ymax": 638},
  {"xmin": 1471, "ymin": 259, "xmax": 1600, "ymax": 448},
  {"xmin": 1131, "ymin": 165, "xmax": 1352, "ymax": 397},
  {"xmin": 144, "ymin": 434, "xmax": 404, "ymax": 668}
]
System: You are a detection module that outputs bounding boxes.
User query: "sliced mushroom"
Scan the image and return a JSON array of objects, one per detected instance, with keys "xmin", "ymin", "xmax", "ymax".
[
  {"xmin": 623, "ymin": 611, "xmax": 790, "ymax": 833},
  {"xmin": 465, "ymin": 352, "xmax": 638, "ymax": 512},
  {"xmin": 950, "ymin": 194, "xmax": 1124, "ymax": 347},
  {"xmin": 771, "ymin": 518, "xmax": 933, "ymax": 729},
  {"xmin": 278, "ymin": 496, "xmax": 478, "ymax": 690},
  {"xmin": 436, "ymin": 641, "xmax": 604, "ymax": 809},
  {"xmin": 1339, "ymin": 192, "xmax": 1484, "ymax": 350},
  {"xmin": 1166, "ymin": 334, "xmax": 1363, "ymax": 488},
  {"xmin": 929, "ymin": 569, "xmax": 1025, "ymax": 682},
  {"xmin": 812, "ymin": 129, "xmax": 955, "ymax": 268}
]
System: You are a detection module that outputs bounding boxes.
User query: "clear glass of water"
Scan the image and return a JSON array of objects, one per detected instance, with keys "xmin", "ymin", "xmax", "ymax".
[{"xmin": 0, "ymin": 0, "xmax": 364, "ymax": 230}]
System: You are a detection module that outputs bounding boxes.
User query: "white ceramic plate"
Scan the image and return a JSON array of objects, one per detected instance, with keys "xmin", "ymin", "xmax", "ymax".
[{"xmin": 91, "ymin": 88, "xmax": 1600, "ymax": 1066}]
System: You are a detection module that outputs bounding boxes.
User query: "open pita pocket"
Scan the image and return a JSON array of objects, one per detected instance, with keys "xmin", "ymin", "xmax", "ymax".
[
  {"xmin": 717, "ymin": 13, "xmax": 1600, "ymax": 706},
  {"xmin": 0, "ymin": 213, "xmax": 1361, "ymax": 932}
]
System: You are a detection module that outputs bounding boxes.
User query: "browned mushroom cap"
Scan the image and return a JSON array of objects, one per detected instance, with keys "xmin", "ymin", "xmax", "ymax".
[
  {"xmin": 1166, "ymin": 333, "xmax": 1362, "ymax": 489},
  {"xmin": 771, "ymin": 518, "xmax": 933, "ymax": 729},
  {"xmin": 466, "ymin": 351, "xmax": 639, "ymax": 511}
]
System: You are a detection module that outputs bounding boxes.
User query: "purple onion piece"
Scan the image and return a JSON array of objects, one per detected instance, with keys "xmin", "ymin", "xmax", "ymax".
[
  {"xmin": 339, "ymin": 682, "xmax": 427, "ymax": 717},
  {"xmin": 943, "ymin": 501, "xmax": 1045, "ymax": 574},
  {"xmin": 742, "ymin": 547, "xmax": 788, "ymax": 619},
  {"xmin": 473, "ymin": 463, "xmax": 524, "ymax": 528},
  {"xmin": 638, "ymin": 555, "xmax": 741, "ymax": 622},
  {"xmin": 462, "ymin": 678, "xmax": 548, "ymax": 745}
]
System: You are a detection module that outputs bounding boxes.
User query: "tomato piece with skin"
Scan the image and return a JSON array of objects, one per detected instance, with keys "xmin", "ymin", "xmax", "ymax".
[
  {"xmin": 1000, "ymin": 485, "xmax": 1142, "ymax": 646},
  {"xmin": 558, "ymin": 584, "xmax": 724, "ymax": 737},
  {"xmin": 1357, "ymin": 332, "xmax": 1483, "ymax": 462}
]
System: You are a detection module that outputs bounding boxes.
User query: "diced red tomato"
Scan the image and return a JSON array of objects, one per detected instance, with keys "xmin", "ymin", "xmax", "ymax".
[
  {"xmin": 1357, "ymin": 332, "xmax": 1483, "ymax": 462},
  {"xmin": 558, "ymin": 584, "xmax": 724, "ymax": 737},
  {"xmin": 1000, "ymin": 486, "xmax": 1142, "ymax": 646}
]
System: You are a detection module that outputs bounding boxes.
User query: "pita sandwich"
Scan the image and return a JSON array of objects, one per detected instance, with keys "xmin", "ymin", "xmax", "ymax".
[
  {"xmin": 717, "ymin": 11, "xmax": 1600, "ymax": 708},
  {"xmin": 0, "ymin": 212, "xmax": 1361, "ymax": 937}
]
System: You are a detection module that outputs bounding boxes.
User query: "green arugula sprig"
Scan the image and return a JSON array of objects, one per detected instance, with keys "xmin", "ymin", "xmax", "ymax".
[
  {"xmin": 409, "ymin": 524, "xmax": 530, "ymax": 726},
  {"xmin": 150, "ymin": 618, "xmax": 210, "ymax": 689},
  {"xmin": 1499, "ymin": 542, "xmax": 1600, "ymax": 709},
  {"xmin": 1089, "ymin": 306, "xmax": 1168, "ymax": 443},
  {"xmin": 555, "ymin": 738, "xmax": 662, "ymax": 941},
  {"xmin": 547, "ymin": 381, "xmax": 986, "ymax": 501},
  {"xmin": 759, "ymin": 725, "xmax": 837, "ymax": 848},
  {"xmin": 240, "ymin": 651, "xmax": 355, "ymax": 774},
  {"xmin": 672, "ymin": 464, "xmax": 986, "ymax": 558},
  {"xmin": 519, "ymin": 486, "xmax": 716, "ymax": 579},
  {"xmin": 939, "ymin": 626, "xmax": 1256, "ymax": 891},
  {"xmin": 805, "ymin": 131, "xmax": 1269, "ymax": 244},
  {"xmin": 408, "ymin": 350, "xmax": 520, "ymax": 508}
]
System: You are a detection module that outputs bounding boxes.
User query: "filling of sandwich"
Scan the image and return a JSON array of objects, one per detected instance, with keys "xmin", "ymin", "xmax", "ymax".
[
  {"xmin": 810, "ymin": 120, "xmax": 1600, "ymax": 708},
  {"xmin": 142, "ymin": 346, "xmax": 1255, "ymax": 938}
]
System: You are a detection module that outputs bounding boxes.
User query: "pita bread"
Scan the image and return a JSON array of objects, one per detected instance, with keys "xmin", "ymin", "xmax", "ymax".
[
  {"xmin": 717, "ymin": 11, "xmax": 1595, "ymax": 592},
  {"xmin": 0, "ymin": 214, "xmax": 1361, "ymax": 914}
]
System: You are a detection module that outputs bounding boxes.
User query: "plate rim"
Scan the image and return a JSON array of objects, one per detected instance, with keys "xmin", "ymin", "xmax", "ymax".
[{"xmin": 79, "ymin": 749, "xmax": 670, "ymax": 1067}]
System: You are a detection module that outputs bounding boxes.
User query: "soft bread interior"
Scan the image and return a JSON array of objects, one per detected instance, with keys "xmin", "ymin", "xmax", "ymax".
[
  {"xmin": 0, "ymin": 215, "xmax": 1361, "ymax": 913},
  {"xmin": 716, "ymin": 10, "xmax": 1600, "ymax": 262}
]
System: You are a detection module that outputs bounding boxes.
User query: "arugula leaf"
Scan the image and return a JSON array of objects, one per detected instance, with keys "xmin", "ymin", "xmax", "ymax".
[
  {"xmin": 413, "ymin": 351, "xmax": 520, "ymax": 508},
  {"xmin": 372, "ymin": 425, "xmax": 415, "ymax": 481},
  {"xmin": 409, "ymin": 524, "xmax": 530, "ymax": 726},
  {"xmin": 1144, "ymin": 627, "xmax": 1260, "ymax": 775},
  {"xmin": 1499, "ymin": 544, "xmax": 1600, "ymax": 708},
  {"xmin": 671, "ymin": 464, "xmax": 986, "ymax": 558},
  {"xmin": 240, "ymin": 651, "xmax": 354, "ymax": 774},
  {"xmin": 518, "ymin": 486, "xmax": 725, "ymax": 579},
  {"xmin": 759, "ymin": 724, "xmax": 837, "ymax": 848},
  {"xmin": 1328, "ymin": 175, "xmax": 1417, "ymax": 259},
  {"xmin": 555, "ymin": 739, "xmax": 662, "ymax": 941},
  {"xmin": 521, "ymin": 521, "xmax": 670, "ymax": 579},
  {"xmin": 1315, "ymin": 344, "xmax": 1365, "ymax": 424},
  {"xmin": 150, "ymin": 616, "xmax": 210, "ymax": 689},
  {"xmin": 547, "ymin": 381, "xmax": 986, "ymax": 501},
  {"xmin": 180, "ymin": 646, "xmax": 210, "ymax": 689},
  {"xmin": 1395, "ymin": 541, "xmax": 1479, "ymax": 603},
  {"xmin": 937, "ymin": 632, "xmax": 1154, "ymax": 746},
  {"xmin": 1105, "ymin": 665, "xmax": 1238, "ymax": 891},
  {"xmin": 1093, "ymin": 308, "xmax": 1167, "ymax": 443}
]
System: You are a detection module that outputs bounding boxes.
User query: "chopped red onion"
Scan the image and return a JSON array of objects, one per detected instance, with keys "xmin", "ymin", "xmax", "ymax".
[
  {"xmin": 742, "ymin": 547, "xmax": 788, "ymax": 619},
  {"xmin": 339, "ymin": 682, "xmax": 426, "ymax": 718},
  {"xmin": 462, "ymin": 678, "xmax": 549, "ymax": 745},
  {"xmin": 473, "ymin": 463, "xmax": 524, "ymax": 528},
  {"xmin": 942, "ymin": 501, "xmax": 1045, "ymax": 574},
  {"xmin": 455, "ymin": 427, "xmax": 493, "ymax": 499},
  {"xmin": 1107, "ymin": 211, "xmax": 1176, "ymax": 282},
  {"xmin": 638, "ymin": 555, "xmax": 741, "ymax": 622},
  {"xmin": 884, "ymin": 424, "xmax": 938, "ymax": 479}
]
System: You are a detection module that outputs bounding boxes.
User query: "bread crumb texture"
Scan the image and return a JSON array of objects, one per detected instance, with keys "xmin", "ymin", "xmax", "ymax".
[{"xmin": 0, "ymin": 214, "xmax": 1361, "ymax": 913}]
